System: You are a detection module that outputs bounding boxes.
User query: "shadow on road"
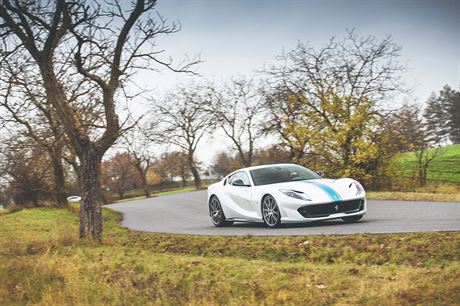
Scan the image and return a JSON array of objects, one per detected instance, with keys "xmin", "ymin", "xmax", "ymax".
[{"xmin": 229, "ymin": 219, "xmax": 369, "ymax": 229}]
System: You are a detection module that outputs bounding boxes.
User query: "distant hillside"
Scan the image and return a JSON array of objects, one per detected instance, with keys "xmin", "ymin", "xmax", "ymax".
[{"xmin": 396, "ymin": 144, "xmax": 460, "ymax": 184}]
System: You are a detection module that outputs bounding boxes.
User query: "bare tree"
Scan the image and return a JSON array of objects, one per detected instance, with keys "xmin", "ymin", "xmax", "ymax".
[
  {"xmin": 264, "ymin": 30, "xmax": 406, "ymax": 106},
  {"xmin": 0, "ymin": 136, "xmax": 54, "ymax": 207},
  {"xmin": 0, "ymin": 54, "xmax": 99, "ymax": 208},
  {"xmin": 0, "ymin": 62, "xmax": 68, "ymax": 207},
  {"xmin": 0, "ymin": 0, "xmax": 199, "ymax": 240},
  {"xmin": 415, "ymin": 147, "xmax": 443, "ymax": 187},
  {"xmin": 150, "ymin": 86, "xmax": 212, "ymax": 189},
  {"xmin": 206, "ymin": 78, "xmax": 264, "ymax": 167},
  {"xmin": 123, "ymin": 125, "xmax": 155, "ymax": 198}
]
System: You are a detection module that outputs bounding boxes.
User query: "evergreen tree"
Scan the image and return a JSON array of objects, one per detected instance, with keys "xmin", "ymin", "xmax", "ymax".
[
  {"xmin": 423, "ymin": 92, "xmax": 449, "ymax": 144},
  {"xmin": 445, "ymin": 88, "xmax": 460, "ymax": 143},
  {"xmin": 423, "ymin": 85, "xmax": 460, "ymax": 145},
  {"xmin": 395, "ymin": 103, "xmax": 426, "ymax": 151}
]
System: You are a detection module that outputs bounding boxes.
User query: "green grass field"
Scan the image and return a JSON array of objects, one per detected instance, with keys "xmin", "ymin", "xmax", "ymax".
[
  {"xmin": 397, "ymin": 144, "xmax": 460, "ymax": 184},
  {"xmin": 114, "ymin": 187, "xmax": 195, "ymax": 203},
  {"xmin": 1, "ymin": 207, "xmax": 459, "ymax": 305}
]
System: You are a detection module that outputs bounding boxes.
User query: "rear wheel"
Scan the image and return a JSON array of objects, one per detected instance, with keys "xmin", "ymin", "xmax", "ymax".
[
  {"xmin": 341, "ymin": 215, "xmax": 363, "ymax": 223},
  {"xmin": 262, "ymin": 195, "xmax": 281, "ymax": 228},
  {"xmin": 209, "ymin": 196, "xmax": 233, "ymax": 227}
]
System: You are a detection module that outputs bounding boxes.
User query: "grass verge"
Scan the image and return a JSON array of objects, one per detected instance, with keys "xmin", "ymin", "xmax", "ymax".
[
  {"xmin": 114, "ymin": 186, "xmax": 196, "ymax": 203},
  {"xmin": 396, "ymin": 144, "xmax": 460, "ymax": 184},
  {"xmin": 1, "ymin": 208, "xmax": 459, "ymax": 305},
  {"xmin": 367, "ymin": 191, "xmax": 460, "ymax": 202}
]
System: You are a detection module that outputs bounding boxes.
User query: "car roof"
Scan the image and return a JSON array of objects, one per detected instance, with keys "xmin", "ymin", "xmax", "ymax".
[{"xmin": 232, "ymin": 163, "xmax": 301, "ymax": 174}]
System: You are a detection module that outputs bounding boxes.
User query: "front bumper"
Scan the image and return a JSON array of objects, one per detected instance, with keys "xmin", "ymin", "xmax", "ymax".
[{"xmin": 279, "ymin": 197, "xmax": 367, "ymax": 223}]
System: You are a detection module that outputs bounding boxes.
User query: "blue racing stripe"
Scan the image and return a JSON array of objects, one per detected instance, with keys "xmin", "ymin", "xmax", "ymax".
[{"xmin": 301, "ymin": 180, "xmax": 342, "ymax": 202}]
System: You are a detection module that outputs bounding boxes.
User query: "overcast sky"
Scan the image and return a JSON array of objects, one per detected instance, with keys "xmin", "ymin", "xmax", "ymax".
[{"xmin": 131, "ymin": 0, "xmax": 460, "ymax": 164}]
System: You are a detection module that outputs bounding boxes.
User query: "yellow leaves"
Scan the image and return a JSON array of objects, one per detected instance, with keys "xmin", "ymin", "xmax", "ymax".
[
  {"xmin": 287, "ymin": 94, "xmax": 302, "ymax": 108},
  {"xmin": 277, "ymin": 93, "xmax": 397, "ymax": 185},
  {"xmin": 146, "ymin": 168, "xmax": 162, "ymax": 185},
  {"xmin": 352, "ymin": 140, "xmax": 378, "ymax": 164}
]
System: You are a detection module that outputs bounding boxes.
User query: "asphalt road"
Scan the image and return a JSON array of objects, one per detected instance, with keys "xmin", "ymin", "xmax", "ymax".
[{"xmin": 105, "ymin": 190, "xmax": 460, "ymax": 236}]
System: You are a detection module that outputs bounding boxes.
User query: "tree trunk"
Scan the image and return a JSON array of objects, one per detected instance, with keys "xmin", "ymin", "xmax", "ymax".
[
  {"xmin": 79, "ymin": 147, "xmax": 103, "ymax": 241},
  {"xmin": 50, "ymin": 151, "xmax": 68, "ymax": 208},
  {"xmin": 142, "ymin": 175, "xmax": 151, "ymax": 198},
  {"xmin": 99, "ymin": 189, "xmax": 109, "ymax": 205},
  {"xmin": 416, "ymin": 151, "xmax": 425, "ymax": 187},
  {"xmin": 117, "ymin": 190, "xmax": 124, "ymax": 199},
  {"xmin": 288, "ymin": 145, "xmax": 296, "ymax": 161},
  {"xmin": 179, "ymin": 167, "xmax": 187, "ymax": 187},
  {"xmin": 420, "ymin": 164, "xmax": 428, "ymax": 187},
  {"xmin": 188, "ymin": 154, "xmax": 201, "ymax": 189},
  {"xmin": 295, "ymin": 149, "xmax": 305, "ymax": 162},
  {"xmin": 236, "ymin": 146, "xmax": 250, "ymax": 167},
  {"xmin": 32, "ymin": 194, "xmax": 39, "ymax": 207}
]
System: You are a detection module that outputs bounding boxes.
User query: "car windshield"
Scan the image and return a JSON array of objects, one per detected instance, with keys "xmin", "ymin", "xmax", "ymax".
[{"xmin": 249, "ymin": 165, "xmax": 321, "ymax": 186}]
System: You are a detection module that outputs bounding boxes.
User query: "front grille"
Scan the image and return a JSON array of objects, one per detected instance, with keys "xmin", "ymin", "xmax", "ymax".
[{"xmin": 297, "ymin": 199, "xmax": 364, "ymax": 218}]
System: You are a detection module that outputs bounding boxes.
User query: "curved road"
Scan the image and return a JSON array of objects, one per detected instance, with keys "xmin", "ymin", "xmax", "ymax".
[{"xmin": 105, "ymin": 190, "xmax": 460, "ymax": 236}]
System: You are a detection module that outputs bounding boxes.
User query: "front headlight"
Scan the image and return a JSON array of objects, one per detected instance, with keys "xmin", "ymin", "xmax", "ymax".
[
  {"xmin": 279, "ymin": 189, "xmax": 312, "ymax": 201},
  {"xmin": 353, "ymin": 181, "xmax": 364, "ymax": 196}
]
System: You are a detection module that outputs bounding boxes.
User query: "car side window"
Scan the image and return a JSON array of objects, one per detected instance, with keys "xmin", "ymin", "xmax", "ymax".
[{"xmin": 229, "ymin": 171, "xmax": 251, "ymax": 186}]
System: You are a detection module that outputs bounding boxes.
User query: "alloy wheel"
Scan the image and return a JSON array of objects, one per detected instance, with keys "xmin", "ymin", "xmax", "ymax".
[
  {"xmin": 262, "ymin": 195, "xmax": 281, "ymax": 228},
  {"xmin": 209, "ymin": 196, "xmax": 233, "ymax": 227},
  {"xmin": 209, "ymin": 196, "xmax": 223, "ymax": 225}
]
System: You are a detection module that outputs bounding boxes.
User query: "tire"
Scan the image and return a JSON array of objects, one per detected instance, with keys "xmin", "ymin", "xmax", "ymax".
[
  {"xmin": 341, "ymin": 215, "xmax": 363, "ymax": 223},
  {"xmin": 261, "ymin": 195, "xmax": 281, "ymax": 228},
  {"xmin": 209, "ymin": 196, "xmax": 233, "ymax": 227}
]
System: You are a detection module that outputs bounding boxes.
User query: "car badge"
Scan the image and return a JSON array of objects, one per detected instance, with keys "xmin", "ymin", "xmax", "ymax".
[{"xmin": 334, "ymin": 204, "xmax": 339, "ymax": 211}]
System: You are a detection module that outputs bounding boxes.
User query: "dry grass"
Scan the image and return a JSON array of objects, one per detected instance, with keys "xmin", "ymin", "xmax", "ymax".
[
  {"xmin": 1, "ymin": 208, "xmax": 459, "ymax": 305},
  {"xmin": 1, "ymin": 248, "xmax": 459, "ymax": 305},
  {"xmin": 367, "ymin": 191, "xmax": 460, "ymax": 202}
]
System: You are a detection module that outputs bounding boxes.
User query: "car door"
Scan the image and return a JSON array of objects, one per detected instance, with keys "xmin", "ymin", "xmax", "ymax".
[{"xmin": 224, "ymin": 171, "xmax": 259, "ymax": 220}]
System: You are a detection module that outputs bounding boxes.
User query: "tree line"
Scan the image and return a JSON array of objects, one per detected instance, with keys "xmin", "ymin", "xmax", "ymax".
[{"xmin": 0, "ymin": 1, "xmax": 458, "ymax": 241}]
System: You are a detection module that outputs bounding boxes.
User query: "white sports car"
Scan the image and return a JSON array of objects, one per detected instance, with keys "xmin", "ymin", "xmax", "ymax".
[{"xmin": 207, "ymin": 164, "xmax": 367, "ymax": 228}]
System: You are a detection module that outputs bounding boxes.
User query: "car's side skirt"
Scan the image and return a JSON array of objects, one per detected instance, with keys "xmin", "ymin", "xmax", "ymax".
[{"xmin": 226, "ymin": 217, "xmax": 264, "ymax": 223}]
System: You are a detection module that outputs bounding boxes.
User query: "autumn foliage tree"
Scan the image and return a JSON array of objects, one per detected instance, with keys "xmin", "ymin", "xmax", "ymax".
[
  {"xmin": 211, "ymin": 152, "xmax": 241, "ymax": 178},
  {"xmin": 156, "ymin": 152, "xmax": 191, "ymax": 187},
  {"xmin": 263, "ymin": 31, "xmax": 406, "ymax": 185},
  {"xmin": 261, "ymin": 87, "xmax": 312, "ymax": 161},
  {"xmin": 101, "ymin": 153, "xmax": 141, "ymax": 199}
]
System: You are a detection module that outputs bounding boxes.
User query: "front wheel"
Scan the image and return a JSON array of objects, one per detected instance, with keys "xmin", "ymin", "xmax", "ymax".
[
  {"xmin": 209, "ymin": 196, "xmax": 233, "ymax": 227},
  {"xmin": 341, "ymin": 215, "xmax": 363, "ymax": 223},
  {"xmin": 262, "ymin": 195, "xmax": 281, "ymax": 228}
]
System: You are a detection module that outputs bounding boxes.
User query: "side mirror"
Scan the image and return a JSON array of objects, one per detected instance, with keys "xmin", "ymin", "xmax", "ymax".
[
  {"xmin": 232, "ymin": 179, "xmax": 249, "ymax": 187},
  {"xmin": 316, "ymin": 171, "xmax": 324, "ymax": 177}
]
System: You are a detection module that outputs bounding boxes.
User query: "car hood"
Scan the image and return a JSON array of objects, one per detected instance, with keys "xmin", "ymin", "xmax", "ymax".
[{"xmin": 268, "ymin": 178, "xmax": 362, "ymax": 202}]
